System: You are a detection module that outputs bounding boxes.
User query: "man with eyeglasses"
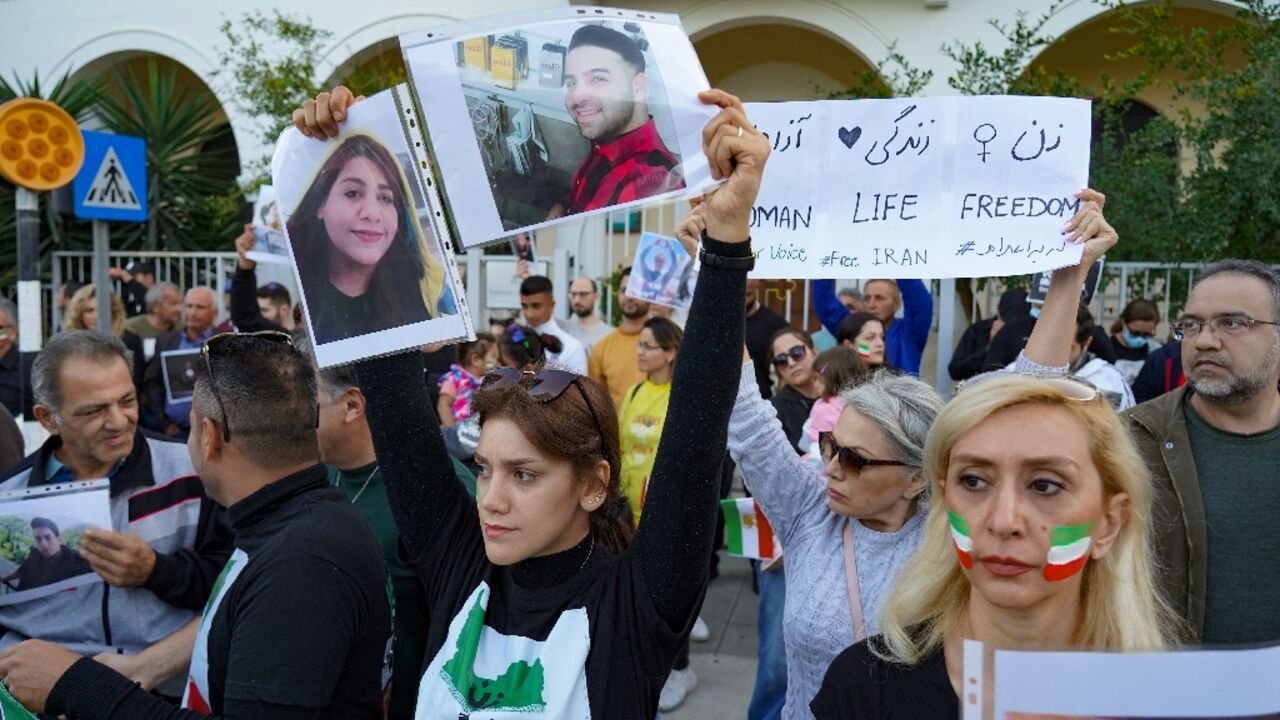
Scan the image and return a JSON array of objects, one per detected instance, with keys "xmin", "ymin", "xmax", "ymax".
[
  {"xmin": 0, "ymin": 331, "xmax": 233, "ymax": 701},
  {"xmin": 0, "ymin": 331, "xmax": 392, "ymax": 719},
  {"xmin": 565, "ymin": 276, "xmax": 613, "ymax": 354},
  {"xmin": 0, "ymin": 298, "xmax": 34, "ymax": 420},
  {"xmin": 1124, "ymin": 259, "xmax": 1280, "ymax": 645}
]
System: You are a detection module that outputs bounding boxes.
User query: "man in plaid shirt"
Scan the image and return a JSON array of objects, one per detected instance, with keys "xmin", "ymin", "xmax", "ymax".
[{"xmin": 548, "ymin": 24, "xmax": 685, "ymax": 218}]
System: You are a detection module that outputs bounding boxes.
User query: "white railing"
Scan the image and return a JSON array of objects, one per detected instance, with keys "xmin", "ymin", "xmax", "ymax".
[{"xmin": 45, "ymin": 232, "xmax": 1274, "ymax": 397}]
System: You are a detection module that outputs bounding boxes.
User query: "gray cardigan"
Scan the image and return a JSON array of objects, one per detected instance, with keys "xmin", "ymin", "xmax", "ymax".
[{"xmin": 727, "ymin": 364, "xmax": 925, "ymax": 720}]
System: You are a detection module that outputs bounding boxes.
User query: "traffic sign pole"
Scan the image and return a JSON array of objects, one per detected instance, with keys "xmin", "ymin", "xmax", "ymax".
[
  {"xmin": 92, "ymin": 221, "xmax": 111, "ymax": 334},
  {"xmin": 15, "ymin": 187, "xmax": 41, "ymax": 421}
]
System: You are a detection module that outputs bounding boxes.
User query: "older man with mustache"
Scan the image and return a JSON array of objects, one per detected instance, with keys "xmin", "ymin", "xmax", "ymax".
[{"xmin": 1125, "ymin": 259, "xmax": 1280, "ymax": 646}]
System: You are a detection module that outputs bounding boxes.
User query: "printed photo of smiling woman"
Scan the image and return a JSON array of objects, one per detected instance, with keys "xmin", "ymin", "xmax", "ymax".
[{"xmin": 286, "ymin": 133, "xmax": 447, "ymax": 345}]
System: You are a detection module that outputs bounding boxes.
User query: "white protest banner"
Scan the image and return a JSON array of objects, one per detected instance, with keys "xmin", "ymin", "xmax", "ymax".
[
  {"xmin": 744, "ymin": 96, "xmax": 1091, "ymax": 279},
  {"xmin": 993, "ymin": 643, "xmax": 1280, "ymax": 719}
]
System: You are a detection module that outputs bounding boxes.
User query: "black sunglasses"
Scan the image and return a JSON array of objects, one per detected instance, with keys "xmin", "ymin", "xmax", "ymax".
[
  {"xmin": 818, "ymin": 431, "xmax": 915, "ymax": 476},
  {"xmin": 201, "ymin": 330, "xmax": 304, "ymax": 443},
  {"xmin": 480, "ymin": 367, "xmax": 610, "ymax": 460},
  {"xmin": 772, "ymin": 344, "xmax": 807, "ymax": 367}
]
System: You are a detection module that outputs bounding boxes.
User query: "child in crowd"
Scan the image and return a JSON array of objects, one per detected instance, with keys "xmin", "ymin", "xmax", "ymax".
[
  {"xmin": 436, "ymin": 332, "xmax": 497, "ymax": 427},
  {"xmin": 799, "ymin": 346, "xmax": 867, "ymax": 470}
]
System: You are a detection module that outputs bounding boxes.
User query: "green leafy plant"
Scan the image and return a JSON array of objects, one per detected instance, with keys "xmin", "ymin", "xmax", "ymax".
[{"xmin": 94, "ymin": 58, "xmax": 241, "ymax": 250}]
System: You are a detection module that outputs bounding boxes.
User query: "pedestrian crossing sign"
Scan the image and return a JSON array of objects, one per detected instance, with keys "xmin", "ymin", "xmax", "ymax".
[{"xmin": 73, "ymin": 130, "xmax": 147, "ymax": 222}]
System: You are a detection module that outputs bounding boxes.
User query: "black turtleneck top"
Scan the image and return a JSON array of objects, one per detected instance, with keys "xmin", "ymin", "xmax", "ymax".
[
  {"xmin": 355, "ymin": 235, "xmax": 751, "ymax": 718},
  {"xmin": 46, "ymin": 465, "xmax": 392, "ymax": 720}
]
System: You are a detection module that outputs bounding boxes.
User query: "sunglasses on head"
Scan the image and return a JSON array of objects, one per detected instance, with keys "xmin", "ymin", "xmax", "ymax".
[
  {"xmin": 818, "ymin": 431, "xmax": 915, "ymax": 476},
  {"xmin": 772, "ymin": 344, "xmax": 807, "ymax": 367},
  {"xmin": 201, "ymin": 330, "xmax": 313, "ymax": 443},
  {"xmin": 956, "ymin": 372, "xmax": 1102, "ymax": 402},
  {"xmin": 480, "ymin": 367, "xmax": 610, "ymax": 459}
]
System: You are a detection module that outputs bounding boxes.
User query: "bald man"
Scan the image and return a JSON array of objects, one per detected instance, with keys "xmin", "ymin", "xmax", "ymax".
[{"xmin": 145, "ymin": 287, "xmax": 219, "ymax": 438}]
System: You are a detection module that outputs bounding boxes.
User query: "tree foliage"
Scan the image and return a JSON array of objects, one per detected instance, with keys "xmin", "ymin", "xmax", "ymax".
[
  {"xmin": 95, "ymin": 58, "xmax": 242, "ymax": 251},
  {"xmin": 215, "ymin": 10, "xmax": 332, "ymax": 184}
]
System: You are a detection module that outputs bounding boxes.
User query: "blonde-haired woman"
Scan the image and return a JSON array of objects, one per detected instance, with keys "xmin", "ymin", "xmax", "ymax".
[
  {"xmin": 810, "ymin": 192, "xmax": 1179, "ymax": 719},
  {"xmin": 62, "ymin": 284, "xmax": 146, "ymax": 392}
]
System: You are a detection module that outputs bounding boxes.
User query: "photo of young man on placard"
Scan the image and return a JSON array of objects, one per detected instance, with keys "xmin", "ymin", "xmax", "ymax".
[
  {"xmin": 454, "ymin": 19, "xmax": 685, "ymax": 230},
  {"xmin": 0, "ymin": 487, "xmax": 111, "ymax": 605}
]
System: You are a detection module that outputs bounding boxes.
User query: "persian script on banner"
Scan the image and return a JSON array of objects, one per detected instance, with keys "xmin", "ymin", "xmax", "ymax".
[{"xmin": 743, "ymin": 96, "xmax": 1092, "ymax": 280}]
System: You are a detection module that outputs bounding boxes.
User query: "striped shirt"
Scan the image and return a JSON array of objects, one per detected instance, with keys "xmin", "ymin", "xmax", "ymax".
[{"xmin": 563, "ymin": 117, "xmax": 683, "ymax": 214}]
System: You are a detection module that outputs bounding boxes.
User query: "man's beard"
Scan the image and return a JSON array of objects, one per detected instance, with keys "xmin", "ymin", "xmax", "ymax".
[
  {"xmin": 620, "ymin": 302, "xmax": 648, "ymax": 320},
  {"xmin": 572, "ymin": 305, "xmax": 593, "ymax": 319},
  {"xmin": 574, "ymin": 98, "xmax": 637, "ymax": 142},
  {"xmin": 1189, "ymin": 341, "xmax": 1280, "ymax": 406}
]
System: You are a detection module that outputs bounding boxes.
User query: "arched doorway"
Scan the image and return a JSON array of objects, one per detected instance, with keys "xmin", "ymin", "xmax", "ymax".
[{"xmin": 693, "ymin": 22, "xmax": 878, "ymax": 101}]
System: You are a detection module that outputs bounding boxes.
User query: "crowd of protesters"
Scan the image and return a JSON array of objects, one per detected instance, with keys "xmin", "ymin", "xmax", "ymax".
[{"xmin": 0, "ymin": 80, "xmax": 1272, "ymax": 720}]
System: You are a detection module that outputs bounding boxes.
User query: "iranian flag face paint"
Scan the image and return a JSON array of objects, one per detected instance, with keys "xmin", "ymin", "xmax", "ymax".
[
  {"xmin": 1044, "ymin": 521, "xmax": 1094, "ymax": 582},
  {"xmin": 856, "ymin": 343, "xmax": 874, "ymax": 361},
  {"xmin": 948, "ymin": 508, "xmax": 974, "ymax": 569}
]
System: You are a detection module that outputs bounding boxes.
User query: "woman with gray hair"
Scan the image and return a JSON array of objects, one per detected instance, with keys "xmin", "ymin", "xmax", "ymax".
[{"xmin": 727, "ymin": 359, "xmax": 942, "ymax": 720}]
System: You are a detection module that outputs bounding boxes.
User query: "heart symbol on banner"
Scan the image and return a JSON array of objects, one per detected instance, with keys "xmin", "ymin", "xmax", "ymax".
[{"xmin": 838, "ymin": 126, "xmax": 862, "ymax": 149}]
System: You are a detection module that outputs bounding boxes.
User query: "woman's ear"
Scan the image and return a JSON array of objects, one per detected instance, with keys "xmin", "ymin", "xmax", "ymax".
[
  {"xmin": 1090, "ymin": 492, "xmax": 1130, "ymax": 560},
  {"xmin": 902, "ymin": 468, "xmax": 927, "ymax": 501},
  {"xmin": 578, "ymin": 459, "xmax": 611, "ymax": 512}
]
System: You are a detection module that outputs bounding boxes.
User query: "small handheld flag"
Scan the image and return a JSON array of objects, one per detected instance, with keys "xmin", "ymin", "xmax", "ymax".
[{"xmin": 720, "ymin": 498, "xmax": 777, "ymax": 560}]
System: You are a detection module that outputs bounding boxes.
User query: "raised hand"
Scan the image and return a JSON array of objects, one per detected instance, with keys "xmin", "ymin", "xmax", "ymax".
[
  {"xmin": 1062, "ymin": 188, "xmax": 1115, "ymax": 270},
  {"xmin": 292, "ymin": 86, "xmax": 366, "ymax": 139},
  {"xmin": 697, "ymin": 89, "xmax": 770, "ymax": 244}
]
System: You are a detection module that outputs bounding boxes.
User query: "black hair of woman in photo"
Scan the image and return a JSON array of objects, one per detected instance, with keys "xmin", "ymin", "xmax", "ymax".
[
  {"xmin": 292, "ymin": 85, "xmax": 771, "ymax": 718},
  {"xmin": 287, "ymin": 133, "xmax": 449, "ymax": 345}
]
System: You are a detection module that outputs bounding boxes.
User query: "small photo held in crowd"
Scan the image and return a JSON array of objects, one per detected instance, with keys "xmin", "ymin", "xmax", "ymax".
[
  {"xmin": 246, "ymin": 184, "xmax": 291, "ymax": 265},
  {"xmin": 0, "ymin": 484, "xmax": 111, "ymax": 606},
  {"xmin": 509, "ymin": 230, "xmax": 537, "ymax": 262},
  {"xmin": 160, "ymin": 348, "xmax": 200, "ymax": 405},
  {"xmin": 625, "ymin": 231, "xmax": 698, "ymax": 310},
  {"xmin": 401, "ymin": 7, "xmax": 720, "ymax": 247},
  {"xmin": 272, "ymin": 86, "xmax": 471, "ymax": 367}
]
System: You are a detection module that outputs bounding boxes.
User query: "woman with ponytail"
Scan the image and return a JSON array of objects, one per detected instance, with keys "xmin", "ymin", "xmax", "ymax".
[{"xmin": 294, "ymin": 85, "xmax": 771, "ymax": 718}]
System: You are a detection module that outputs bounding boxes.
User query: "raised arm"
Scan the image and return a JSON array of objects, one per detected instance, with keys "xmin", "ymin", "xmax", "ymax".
[
  {"xmin": 356, "ymin": 351, "xmax": 477, "ymax": 568},
  {"xmin": 898, "ymin": 279, "xmax": 933, "ymax": 351},
  {"xmin": 634, "ymin": 90, "xmax": 769, "ymax": 628},
  {"xmin": 727, "ymin": 360, "xmax": 823, "ymax": 544},
  {"xmin": 1022, "ymin": 189, "xmax": 1116, "ymax": 369},
  {"xmin": 811, "ymin": 279, "xmax": 848, "ymax": 336},
  {"xmin": 229, "ymin": 227, "xmax": 285, "ymax": 334}
]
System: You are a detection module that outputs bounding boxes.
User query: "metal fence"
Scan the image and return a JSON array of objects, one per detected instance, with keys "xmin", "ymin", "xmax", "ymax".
[{"xmin": 41, "ymin": 232, "xmax": 1272, "ymax": 397}]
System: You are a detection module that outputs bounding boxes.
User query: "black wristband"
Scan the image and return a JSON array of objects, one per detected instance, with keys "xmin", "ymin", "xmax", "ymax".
[{"xmin": 699, "ymin": 233, "xmax": 755, "ymax": 271}]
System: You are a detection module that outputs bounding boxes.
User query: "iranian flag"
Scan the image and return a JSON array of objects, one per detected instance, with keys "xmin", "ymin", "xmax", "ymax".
[
  {"xmin": 1044, "ymin": 521, "xmax": 1093, "ymax": 582},
  {"xmin": 721, "ymin": 498, "xmax": 776, "ymax": 560},
  {"xmin": 0, "ymin": 679, "xmax": 38, "ymax": 719},
  {"xmin": 947, "ymin": 508, "xmax": 974, "ymax": 569}
]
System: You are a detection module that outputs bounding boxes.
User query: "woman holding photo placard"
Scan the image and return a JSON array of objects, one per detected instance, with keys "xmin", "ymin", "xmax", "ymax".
[
  {"xmin": 295, "ymin": 85, "xmax": 768, "ymax": 718},
  {"xmin": 810, "ymin": 192, "xmax": 1181, "ymax": 719},
  {"xmin": 286, "ymin": 133, "xmax": 449, "ymax": 344}
]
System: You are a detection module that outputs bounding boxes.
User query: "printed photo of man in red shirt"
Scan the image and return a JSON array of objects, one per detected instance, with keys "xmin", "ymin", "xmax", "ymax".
[{"xmin": 547, "ymin": 24, "xmax": 685, "ymax": 219}]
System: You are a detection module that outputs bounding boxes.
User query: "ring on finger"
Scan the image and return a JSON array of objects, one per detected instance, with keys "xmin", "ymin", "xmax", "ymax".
[{"xmin": 735, "ymin": 125, "xmax": 743, "ymax": 138}]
